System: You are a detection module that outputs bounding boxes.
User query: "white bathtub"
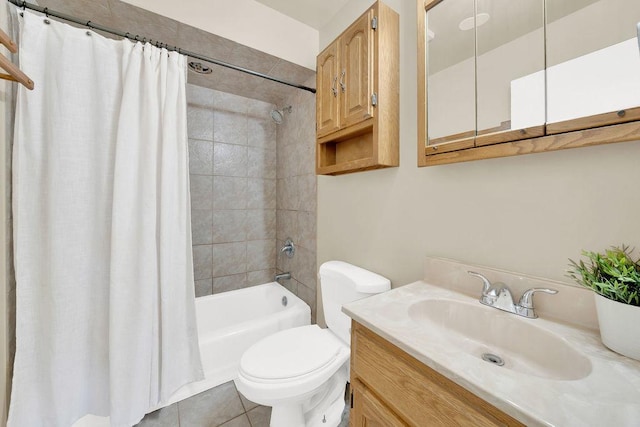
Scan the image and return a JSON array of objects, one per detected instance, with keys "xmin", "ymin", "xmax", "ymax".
[
  {"xmin": 160, "ymin": 281, "xmax": 311, "ymax": 407},
  {"xmin": 74, "ymin": 282, "xmax": 310, "ymax": 426}
]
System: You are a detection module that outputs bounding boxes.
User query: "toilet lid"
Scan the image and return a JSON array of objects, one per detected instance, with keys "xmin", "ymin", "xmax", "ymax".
[{"xmin": 240, "ymin": 325, "xmax": 346, "ymax": 380}]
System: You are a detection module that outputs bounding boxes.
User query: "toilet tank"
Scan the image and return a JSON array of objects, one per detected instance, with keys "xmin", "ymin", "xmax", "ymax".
[{"xmin": 319, "ymin": 261, "xmax": 391, "ymax": 346}]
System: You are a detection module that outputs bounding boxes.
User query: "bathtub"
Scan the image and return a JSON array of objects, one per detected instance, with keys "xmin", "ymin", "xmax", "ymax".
[
  {"xmin": 160, "ymin": 281, "xmax": 311, "ymax": 407},
  {"xmin": 74, "ymin": 282, "xmax": 310, "ymax": 427}
]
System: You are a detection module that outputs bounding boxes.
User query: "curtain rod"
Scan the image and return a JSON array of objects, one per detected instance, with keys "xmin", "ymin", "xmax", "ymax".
[{"xmin": 7, "ymin": 0, "xmax": 317, "ymax": 94}]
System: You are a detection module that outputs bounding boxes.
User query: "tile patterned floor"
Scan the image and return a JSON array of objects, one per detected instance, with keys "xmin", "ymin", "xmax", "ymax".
[
  {"xmin": 136, "ymin": 380, "xmax": 350, "ymax": 427},
  {"xmin": 135, "ymin": 380, "xmax": 271, "ymax": 427}
]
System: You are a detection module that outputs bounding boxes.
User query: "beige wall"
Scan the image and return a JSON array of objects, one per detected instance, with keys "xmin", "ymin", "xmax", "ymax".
[
  {"xmin": 317, "ymin": 0, "xmax": 640, "ymax": 288},
  {"xmin": 122, "ymin": 0, "xmax": 319, "ymax": 69}
]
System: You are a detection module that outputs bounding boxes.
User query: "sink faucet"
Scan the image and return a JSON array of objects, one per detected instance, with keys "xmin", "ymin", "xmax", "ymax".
[{"xmin": 467, "ymin": 271, "xmax": 558, "ymax": 319}]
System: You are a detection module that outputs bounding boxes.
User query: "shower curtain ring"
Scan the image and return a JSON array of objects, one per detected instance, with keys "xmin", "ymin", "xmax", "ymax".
[
  {"xmin": 21, "ymin": 1, "xmax": 26, "ymax": 10},
  {"xmin": 43, "ymin": 7, "xmax": 48, "ymax": 17},
  {"xmin": 124, "ymin": 32, "xmax": 130, "ymax": 39},
  {"xmin": 134, "ymin": 35, "xmax": 139, "ymax": 41},
  {"xmin": 142, "ymin": 37, "xmax": 146, "ymax": 43},
  {"xmin": 86, "ymin": 20, "xmax": 92, "ymax": 29}
]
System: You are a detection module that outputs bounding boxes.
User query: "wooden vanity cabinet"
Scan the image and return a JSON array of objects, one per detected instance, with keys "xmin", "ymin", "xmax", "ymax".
[
  {"xmin": 316, "ymin": 1, "xmax": 399, "ymax": 175},
  {"xmin": 349, "ymin": 321, "xmax": 525, "ymax": 427}
]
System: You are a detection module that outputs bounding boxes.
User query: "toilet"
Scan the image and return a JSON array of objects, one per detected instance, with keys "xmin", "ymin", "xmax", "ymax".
[{"xmin": 235, "ymin": 261, "xmax": 391, "ymax": 427}]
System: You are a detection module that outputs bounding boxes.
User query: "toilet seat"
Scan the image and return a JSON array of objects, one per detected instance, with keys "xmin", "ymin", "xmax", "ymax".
[
  {"xmin": 236, "ymin": 325, "xmax": 350, "ymax": 405},
  {"xmin": 239, "ymin": 325, "xmax": 347, "ymax": 382}
]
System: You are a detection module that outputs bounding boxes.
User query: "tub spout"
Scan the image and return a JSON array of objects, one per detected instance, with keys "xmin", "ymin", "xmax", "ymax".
[{"xmin": 275, "ymin": 272, "xmax": 291, "ymax": 282}]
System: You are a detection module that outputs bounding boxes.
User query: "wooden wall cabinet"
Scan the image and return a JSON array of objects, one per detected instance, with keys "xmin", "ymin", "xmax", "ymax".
[
  {"xmin": 316, "ymin": 1, "xmax": 399, "ymax": 175},
  {"xmin": 350, "ymin": 321, "xmax": 525, "ymax": 426}
]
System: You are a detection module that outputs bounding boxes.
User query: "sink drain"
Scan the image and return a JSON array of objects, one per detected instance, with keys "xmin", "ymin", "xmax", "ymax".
[{"xmin": 481, "ymin": 353, "xmax": 505, "ymax": 366}]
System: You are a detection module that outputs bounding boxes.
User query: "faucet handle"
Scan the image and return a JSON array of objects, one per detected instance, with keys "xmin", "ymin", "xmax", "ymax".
[
  {"xmin": 519, "ymin": 288, "xmax": 558, "ymax": 309},
  {"xmin": 467, "ymin": 271, "xmax": 492, "ymax": 295}
]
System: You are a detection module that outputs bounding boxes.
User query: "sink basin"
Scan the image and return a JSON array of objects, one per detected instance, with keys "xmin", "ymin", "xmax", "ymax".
[{"xmin": 408, "ymin": 299, "xmax": 592, "ymax": 381}]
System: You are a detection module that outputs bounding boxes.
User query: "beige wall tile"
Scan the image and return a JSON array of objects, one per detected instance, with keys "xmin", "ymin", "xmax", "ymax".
[
  {"xmin": 214, "ymin": 143, "xmax": 248, "ymax": 177},
  {"xmin": 247, "ymin": 147, "xmax": 276, "ymax": 179},
  {"xmin": 214, "ymin": 110, "xmax": 248, "ymax": 146},
  {"xmin": 248, "ymin": 117, "xmax": 276, "ymax": 150},
  {"xmin": 246, "ymin": 210, "xmax": 276, "ymax": 241},
  {"xmin": 213, "ymin": 176, "xmax": 247, "ymax": 210},
  {"xmin": 188, "ymin": 139, "xmax": 214, "ymax": 175},
  {"xmin": 247, "ymin": 178, "xmax": 276, "ymax": 210},
  {"xmin": 189, "ymin": 175, "xmax": 213, "ymax": 210},
  {"xmin": 212, "ymin": 242, "xmax": 247, "ymax": 277},
  {"xmin": 276, "ymin": 210, "xmax": 298, "ymax": 243},
  {"xmin": 247, "ymin": 269, "xmax": 275, "ymax": 286},
  {"xmin": 297, "ymin": 211, "xmax": 316, "ymax": 252},
  {"xmin": 212, "ymin": 210, "xmax": 247, "ymax": 243},
  {"xmin": 188, "ymin": 105, "xmax": 214, "ymax": 142},
  {"xmin": 191, "ymin": 209, "xmax": 213, "ymax": 245},
  {"xmin": 195, "ymin": 279, "xmax": 213, "ymax": 298},
  {"xmin": 247, "ymin": 240, "xmax": 276, "ymax": 272},
  {"xmin": 213, "ymin": 90, "xmax": 249, "ymax": 115},
  {"xmin": 193, "ymin": 245, "xmax": 213, "ymax": 280},
  {"xmin": 294, "ymin": 246, "xmax": 317, "ymax": 291},
  {"xmin": 187, "ymin": 83, "xmax": 215, "ymax": 108},
  {"xmin": 213, "ymin": 273, "xmax": 248, "ymax": 294}
]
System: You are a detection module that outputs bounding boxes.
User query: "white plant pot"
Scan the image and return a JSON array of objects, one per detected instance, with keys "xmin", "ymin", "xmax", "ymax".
[{"xmin": 594, "ymin": 293, "xmax": 640, "ymax": 362}]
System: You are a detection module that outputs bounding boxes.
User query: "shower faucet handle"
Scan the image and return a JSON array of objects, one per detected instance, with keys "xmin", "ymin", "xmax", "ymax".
[{"xmin": 280, "ymin": 238, "xmax": 295, "ymax": 258}]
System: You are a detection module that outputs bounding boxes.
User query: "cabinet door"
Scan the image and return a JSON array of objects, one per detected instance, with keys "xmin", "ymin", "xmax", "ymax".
[
  {"xmin": 317, "ymin": 42, "xmax": 340, "ymax": 137},
  {"xmin": 545, "ymin": 0, "xmax": 640, "ymax": 134},
  {"xmin": 340, "ymin": 10, "xmax": 374, "ymax": 129},
  {"xmin": 351, "ymin": 380, "xmax": 406, "ymax": 427}
]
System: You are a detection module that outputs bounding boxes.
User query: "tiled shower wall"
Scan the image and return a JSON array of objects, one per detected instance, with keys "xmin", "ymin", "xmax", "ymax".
[
  {"xmin": 187, "ymin": 84, "xmax": 278, "ymax": 297},
  {"xmin": 275, "ymin": 77, "xmax": 318, "ymax": 322}
]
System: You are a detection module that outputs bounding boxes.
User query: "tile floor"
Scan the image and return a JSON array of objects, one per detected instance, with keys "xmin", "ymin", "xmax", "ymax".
[{"xmin": 136, "ymin": 380, "xmax": 350, "ymax": 427}]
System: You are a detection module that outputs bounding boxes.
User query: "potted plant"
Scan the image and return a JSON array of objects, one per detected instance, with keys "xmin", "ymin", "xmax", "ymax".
[{"xmin": 568, "ymin": 245, "xmax": 640, "ymax": 361}]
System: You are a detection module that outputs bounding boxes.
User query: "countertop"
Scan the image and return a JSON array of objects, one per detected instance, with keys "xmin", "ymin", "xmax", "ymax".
[{"xmin": 342, "ymin": 280, "xmax": 640, "ymax": 427}]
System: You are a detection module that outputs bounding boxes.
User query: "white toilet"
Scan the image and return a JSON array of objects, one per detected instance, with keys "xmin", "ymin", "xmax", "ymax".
[{"xmin": 235, "ymin": 261, "xmax": 390, "ymax": 427}]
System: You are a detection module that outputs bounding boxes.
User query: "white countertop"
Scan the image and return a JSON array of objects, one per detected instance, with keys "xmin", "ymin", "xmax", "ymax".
[{"xmin": 343, "ymin": 281, "xmax": 640, "ymax": 427}]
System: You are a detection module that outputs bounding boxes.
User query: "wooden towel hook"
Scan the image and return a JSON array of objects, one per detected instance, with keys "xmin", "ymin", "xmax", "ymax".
[{"xmin": 0, "ymin": 26, "xmax": 34, "ymax": 90}]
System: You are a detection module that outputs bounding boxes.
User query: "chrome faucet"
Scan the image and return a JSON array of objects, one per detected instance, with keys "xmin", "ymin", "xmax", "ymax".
[
  {"xmin": 467, "ymin": 271, "xmax": 558, "ymax": 319},
  {"xmin": 275, "ymin": 272, "xmax": 291, "ymax": 282},
  {"xmin": 280, "ymin": 238, "xmax": 295, "ymax": 258}
]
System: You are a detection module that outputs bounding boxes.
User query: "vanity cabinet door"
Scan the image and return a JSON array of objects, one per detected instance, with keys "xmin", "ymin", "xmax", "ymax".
[
  {"xmin": 545, "ymin": 0, "xmax": 640, "ymax": 134},
  {"xmin": 351, "ymin": 379, "xmax": 407, "ymax": 427},
  {"xmin": 340, "ymin": 10, "xmax": 375, "ymax": 129},
  {"xmin": 317, "ymin": 42, "xmax": 341, "ymax": 138},
  {"xmin": 475, "ymin": 0, "xmax": 546, "ymax": 146},
  {"xmin": 425, "ymin": 0, "xmax": 477, "ymax": 154}
]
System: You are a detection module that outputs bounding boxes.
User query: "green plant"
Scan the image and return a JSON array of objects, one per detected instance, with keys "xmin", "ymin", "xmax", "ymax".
[{"xmin": 568, "ymin": 245, "xmax": 640, "ymax": 306}]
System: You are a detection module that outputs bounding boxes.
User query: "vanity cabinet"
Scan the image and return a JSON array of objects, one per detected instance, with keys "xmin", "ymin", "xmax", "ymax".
[
  {"xmin": 316, "ymin": 1, "xmax": 399, "ymax": 175},
  {"xmin": 417, "ymin": 0, "xmax": 640, "ymax": 166},
  {"xmin": 349, "ymin": 321, "xmax": 524, "ymax": 427}
]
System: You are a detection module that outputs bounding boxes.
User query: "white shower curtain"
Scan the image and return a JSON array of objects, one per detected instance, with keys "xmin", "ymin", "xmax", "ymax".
[{"xmin": 9, "ymin": 10, "xmax": 203, "ymax": 427}]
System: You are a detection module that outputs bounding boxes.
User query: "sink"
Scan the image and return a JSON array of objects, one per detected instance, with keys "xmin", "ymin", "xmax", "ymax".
[{"xmin": 408, "ymin": 299, "xmax": 592, "ymax": 381}]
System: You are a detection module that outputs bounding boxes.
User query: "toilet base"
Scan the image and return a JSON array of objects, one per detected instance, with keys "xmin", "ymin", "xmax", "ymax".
[{"xmin": 268, "ymin": 365, "xmax": 348, "ymax": 427}]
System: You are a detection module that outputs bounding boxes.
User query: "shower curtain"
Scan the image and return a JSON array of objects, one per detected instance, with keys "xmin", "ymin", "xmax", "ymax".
[{"xmin": 8, "ymin": 10, "xmax": 203, "ymax": 427}]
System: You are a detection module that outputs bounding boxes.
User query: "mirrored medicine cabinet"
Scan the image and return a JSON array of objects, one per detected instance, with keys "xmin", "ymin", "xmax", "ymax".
[{"xmin": 417, "ymin": 0, "xmax": 640, "ymax": 166}]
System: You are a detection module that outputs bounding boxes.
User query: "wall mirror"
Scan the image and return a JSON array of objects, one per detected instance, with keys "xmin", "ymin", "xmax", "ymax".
[
  {"xmin": 546, "ymin": 0, "xmax": 640, "ymax": 134},
  {"xmin": 417, "ymin": 0, "xmax": 640, "ymax": 167}
]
